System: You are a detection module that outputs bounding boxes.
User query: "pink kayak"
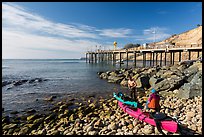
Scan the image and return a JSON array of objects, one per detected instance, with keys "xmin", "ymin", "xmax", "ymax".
[{"xmin": 118, "ymin": 101, "xmax": 178, "ymax": 133}]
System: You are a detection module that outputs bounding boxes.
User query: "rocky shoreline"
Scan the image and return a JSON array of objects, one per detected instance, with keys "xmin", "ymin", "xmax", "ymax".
[{"xmin": 2, "ymin": 60, "xmax": 202, "ymax": 135}]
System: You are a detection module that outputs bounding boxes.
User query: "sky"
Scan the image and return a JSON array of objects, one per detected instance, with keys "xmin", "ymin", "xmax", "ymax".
[{"xmin": 2, "ymin": 2, "xmax": 202, "ymax": 59}]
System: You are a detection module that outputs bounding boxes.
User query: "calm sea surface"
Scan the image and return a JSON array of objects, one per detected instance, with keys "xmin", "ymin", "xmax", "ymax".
[{"xmin": 2, "ymin": 59, "xmax": 171, "ymax": 115}]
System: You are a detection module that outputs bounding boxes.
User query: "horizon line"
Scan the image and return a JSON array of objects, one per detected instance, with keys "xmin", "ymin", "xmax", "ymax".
[{"xmin": 2, "ymin": 58, "xmax": 83, "ymax": 60}]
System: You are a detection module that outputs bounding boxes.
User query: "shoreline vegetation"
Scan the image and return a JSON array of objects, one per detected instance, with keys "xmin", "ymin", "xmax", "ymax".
[{"xmin": 2, "ymin": 60, "xmax": 202, "ymax": 135}]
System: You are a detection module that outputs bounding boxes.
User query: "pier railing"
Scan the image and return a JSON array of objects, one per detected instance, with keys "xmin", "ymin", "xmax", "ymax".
[{"xmin": 86, "ymin": 44, "xmax": 202, "ymax": 53}]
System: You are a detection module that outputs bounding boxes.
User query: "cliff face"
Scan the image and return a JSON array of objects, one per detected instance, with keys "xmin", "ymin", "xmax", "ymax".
[{"xmin": 154, "ymin": 26, "xmax": 202, "ymax": 47}]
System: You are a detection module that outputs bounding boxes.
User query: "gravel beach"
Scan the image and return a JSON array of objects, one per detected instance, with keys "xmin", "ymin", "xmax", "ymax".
[{"xmin": 2, "ymin": 93, "xmax": 202, "ymax": 135}]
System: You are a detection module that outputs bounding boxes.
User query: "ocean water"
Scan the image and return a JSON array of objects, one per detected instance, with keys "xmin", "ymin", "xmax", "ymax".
[
  {"xmin": 2, "ymin": 59, "xmax": 172, "ymax": 114},
  {"xmin": 2, "ymin": 59, "xmax": 129, "ymax": 114}
]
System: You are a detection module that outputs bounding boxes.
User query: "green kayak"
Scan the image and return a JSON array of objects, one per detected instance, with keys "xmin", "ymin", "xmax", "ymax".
[{"xmin": 113, "ymin": 92, "xmax": 137, "ymax": 108}]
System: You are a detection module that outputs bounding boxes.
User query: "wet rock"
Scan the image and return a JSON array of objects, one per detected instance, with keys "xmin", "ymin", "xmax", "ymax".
[
  {"xmin": 7, "ymin": 128, "xmax": 15, "ymax": 135},
  {"xmin": 2, "ymin": 81, "xmax": 12, "ymax": 87},
  {"xmin": 88, "ymin": 94, "xmax": 95, "ymax": 98},
  {"xmin": 56, "ymin": 101, "xmax": 64, "ymax": 106},
  {"xmin": 100, "ymin": 73, "xmax": 108, "ymax": 79},
  {"xmin": 28, "ymin": 79, "xmax": 35, "ymax": 83},
  {"xmin": 35, "ymin": 78, "xmax": 43, "ymax": 82},
  {"xmin": 97, "ymin": 71, "xmax": 103, "ymax": 75},
  {"xmin": 18, "ymin": 127, "xmax": 30, "ymax": 135},
  {"xmin": 13, "ymin": 80, "xmax": 24, "ymax": 86},
  {"xmin": 89, "ymin": 103, "xmax": 96, "ymax": 109},
  {"xmin": 10, "ymin": 111, "xmax": 19, "ymax": 114},
  {"xmin": 33, "ymin": 118, "xmax": 44, "ymax": 126},
  {"xmin": 27, "ymin": 114, "xmax": 41, "ymax": 121},
  {"xmin": 107, "ymin": 76, "xmax": 124, "ymax": 84},
  {"xmin": 50, "ymin": 130, "xmax": 60, "ymax": 135},
  {"xmin": 37, "ymin": 128, "xmax": 46, "ymax": 135},
  {"xmin": 110, "ymin": 71, "xmax": 118, "ymax": 77},
  {"xmin": 3, "ymin": 123, "xmax": 17, "ymax": 130},
  {"xmin": 2, "ymin": 116, "xmax": 10, "ymax": 123},
  {"xmin": 69, "ymin": 114, "xmax": 75, "ymax": 122},
  {"xmin": 44, "ymin": 113, "xmax": 57, "ymax": 123},
  {"xmin": 120, "ymin": 78, "xmax": 128, "ymax": 87},
  {"xmin": 59, "ymin": 104, "xmax": 68, "ymax": 110},
  {"xmin": 26, "ymin": 109, "xmax": 36, "ymax": 114},
  {"xmin": 44, "ymin": 96, "xmax": 57, "ymax": 101},
  {"xmin": 69, "ymin": 98, "xmax": 75, "ymax": 101}
]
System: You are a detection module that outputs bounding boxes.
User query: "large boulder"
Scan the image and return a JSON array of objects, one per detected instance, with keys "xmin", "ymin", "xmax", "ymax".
[
  {"xmin": 99, "ymin": 73, "xmax": 108, "ymax": 79},
  {"xmin": 144, "ymin": 67, "xmax": 158, "ymax": 77},
  {"xmin": 177, "ymin": 71, "xmax": 202, "ymax": 99},
  {"xmin": 154, "ymin": 74, "xmax": 186, "ymax": 92},
  {"xmin": 123, "ymin": 70, "xmax": 133, "ymax": 78},
  {"xmin": 106, "ymin": 71, "xmax": 112, "ymax": 76},
  {"xmin": 168, "ymin": 75, "xmax": 186, "ymax": 90},
  {"xmin": 194, "ymin": 61, "xmax": 202, "ymax": 71},
  {"xmin": 97, "ymin": 71, "xmax": 103, "ymax": 75},
  {"xmin": 149, "ymin": 76, "xmax": 164, "ymax": 87},
  {"xmin": 154, "ymin": 79, "xmax": 171, "ymax": 92},
  {"xmin": 162, "ymin": 70, "xmax": 176, "ymax": 78},
  {"xmin": 160, "ymin": 65, "xmax": 170, "ymax": 71},
  {"xmin": 176, "ymin": 64, "xmax": 188, "ymax": 72},
  {"xmin": 167, "ymin": 65, "xmax": 184, "ymax": 76},
  {"xmin": 107, "ymin": 76, "xmax": 124, "ymax": 84},
  {"xmin": 135, "ymin": 74, "xmax": 150, "ymax": 89},
  {"xmin": 13, "ymin": 80, "xmax": 28, "ymax": 86},
  {"xmin": 155, "ymin": 69, "xmax": 166, "ymax": 78},
  {"xmin": 2, "ymin": 81, "xmax": 12, "ymax": 87},
  {"xmin": 43, "ymin": 95, "xmax": 57, "ymax": 101},
  {"xmin": 132, "ymin": 68, "xmax": 141, "ymax": 75},
  {"xmin": 120, "ymin": 78, "xmax": 128, "ymax": 87},
  {"xmin": 133, "ymin": 73, "xmax": 140, "ymax": 80},
  {"xmin": 184, "ymin": 62, "xmax": 199, "ymax": 82},
  {"xmin": 177, "ymin": 83, "xmax": 202, "ymax": 99},
  {"xmin": 109, "ymin": 72, "xmax": 118, "ymax": 77}
]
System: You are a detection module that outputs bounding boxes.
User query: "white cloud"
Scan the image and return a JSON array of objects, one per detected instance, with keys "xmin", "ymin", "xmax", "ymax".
[
  {"xmin": 2, "ymin": 3, "xmax": 98, "ymax": 39},
  {"xmin": 2, "ymin": 29, "xmax": 100, "ymax": 59},
  {"xmin": 99, "ymin": 28, "xmax": 133, "ymax": 38},
  {"xmin": 3, "ymin": 3, "xmax": 134, "ymax": 39},
  {"xmin": 143, "ymin": 27, "xmax": 171, "ymax": 42}
]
